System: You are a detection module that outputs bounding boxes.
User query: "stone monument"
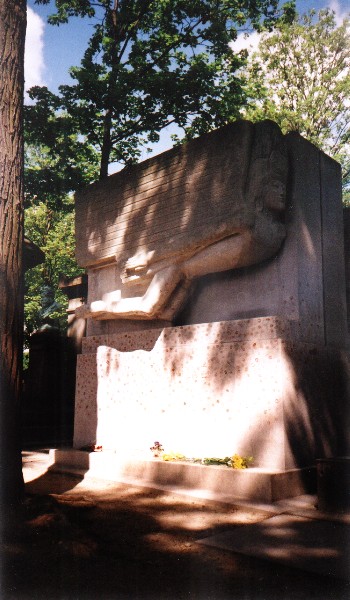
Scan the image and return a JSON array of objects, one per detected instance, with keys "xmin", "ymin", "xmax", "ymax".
[
  {"xmin": 71, "ymin": 120, "xmax": 349, "ymax": 493},
  {"xmin": 76, "ymin": 120, "xmax": 287, "ymax": 323}
]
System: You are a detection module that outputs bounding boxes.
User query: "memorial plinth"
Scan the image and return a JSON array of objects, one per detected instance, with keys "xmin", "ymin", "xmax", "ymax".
[
  {"xmin": 69, "ymin": 121, "xmax": 349, "ymax": 499},
  {"xmin": 74, "ymin": 316, "xmax": 347, "ymax": 471}
]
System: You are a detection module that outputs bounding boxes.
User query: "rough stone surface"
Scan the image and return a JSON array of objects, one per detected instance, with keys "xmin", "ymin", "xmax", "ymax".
[
  {"xmin": 73, "ymin": 123, "xmax": 349, "ymax": 480},
  {"xmin": 50, "ymin": 448, "xmax": 316, "ymax": 503},
  {"xmin": 73, "ymin": 317, "xmax": 347, "ymax": 470},
  {"xmin": 59, "ymin": 275, "xmax": 88, "ymax": 352},
  {"xmin": 76, "ymin": 120, "xmax": 288, "ymax": 322},
  {"xmin": 75, "ymin": 126, "xmax": 347, "ymax": 348},
  {"xmin": 176, "ymin": 133, "xmax": 347, "ymax": 348}
]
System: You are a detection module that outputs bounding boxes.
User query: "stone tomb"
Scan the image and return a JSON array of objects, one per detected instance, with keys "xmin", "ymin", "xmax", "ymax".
[{"xmin": 72, "ymin": 120, "xmax": 349, "ymax": 494}]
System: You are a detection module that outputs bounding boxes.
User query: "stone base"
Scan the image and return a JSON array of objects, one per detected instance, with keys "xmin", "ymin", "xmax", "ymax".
[
  {"xmin": 74, "ymin": 317, "xmax": 348, "ymax": 471},
  {"xmin": 50, "ymin": 448, "xmax": 316, "ymax": 503}
]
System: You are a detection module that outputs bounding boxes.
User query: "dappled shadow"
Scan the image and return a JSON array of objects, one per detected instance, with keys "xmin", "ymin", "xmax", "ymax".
[
  {"xmin": 79, "ymin": 291, "xmax": 347, "ymax": 479},
  {"xmin": 151, "ymin": 312, "xmax": 344, "ymax": 472},
  {"xmin": 199, "ymin": 512, "xmax": 350, "ymax": 580},
  {"xmin": 75, "ymin": 121, "xmax": 260, "ymax": 271},
  {"xmin": 70, "ymin": 126, "xmax": 349, "ymax": 502},
  {"xmin": 23, "ymin": 449, "xmax": 87, "ymax": 496},
  {"xmin": 3, "ymin": 474, "xmax": 349, "ymax": 599},
  {"xmin": 282, "ymin": 344, "xmax": 346, "ymax": 466}
]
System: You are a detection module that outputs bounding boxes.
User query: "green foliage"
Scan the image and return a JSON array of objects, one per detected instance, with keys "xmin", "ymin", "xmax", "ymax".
[
  {"xmin": 23, "ymin": 351, "xmax": 30, "ymax": 372},
  {"xmin": 201, "ymin": 454, "xmax": 253, "ymax": 468},
  {"xmin": 24, "ymin": 87, "xmax": 100, "ymax": 210},
  {"xmin": 24, "ymin": 198, "xmax": 84, "ymax": 342},
  {"xmin": 150, "ymin": 442, "xmax": 253, "ymax": 468},
  {"xmin": 162, "ymin": 452, "xmax": 186, "ymax": 461},
  {"xmin": 24, "ymin": 85, "xmax": 98, "ymax": 342},
  {"xmin": 34, "ymin": 0, "xmax": 295, "ymax": 177},
  {"xmin": 243, "ymin": 9, "xmax": 350, "ymax": 201}
]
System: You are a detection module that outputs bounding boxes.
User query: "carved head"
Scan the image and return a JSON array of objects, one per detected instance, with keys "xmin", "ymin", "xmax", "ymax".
[{"xmin": 248, "ymin": 120, "xmax": 288, "ymax": 217}]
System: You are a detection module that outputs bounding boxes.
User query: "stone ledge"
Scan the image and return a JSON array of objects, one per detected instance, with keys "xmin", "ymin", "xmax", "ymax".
[
  {"xmin": 81, "ymin": 316, "xmax": 300, "ymax": 355},
  {"xmin": 50, "ymin": 449, "xmax": 316, "ymax": 503}
]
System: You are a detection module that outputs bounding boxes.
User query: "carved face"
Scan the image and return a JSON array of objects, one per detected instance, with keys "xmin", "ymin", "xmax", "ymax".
[{"xmin": 264, "ymin": 150, "xmax": 288, "ymax": 213}]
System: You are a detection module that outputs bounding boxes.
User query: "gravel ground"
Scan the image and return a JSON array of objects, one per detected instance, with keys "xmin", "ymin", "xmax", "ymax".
[{"xmin": 1, "ymin": 468, "xmax": 349, "ymax": 600}]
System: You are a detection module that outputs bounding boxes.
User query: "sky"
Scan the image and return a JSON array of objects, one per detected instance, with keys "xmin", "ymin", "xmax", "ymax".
[{"xmin": 25, "ymin": 0, "xmax": 349, "ymax": 164}]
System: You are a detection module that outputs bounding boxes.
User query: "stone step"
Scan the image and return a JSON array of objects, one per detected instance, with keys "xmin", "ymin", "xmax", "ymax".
[{"xmin": 49, "ymin": 448, "xmax": 316, "ymax": 504}]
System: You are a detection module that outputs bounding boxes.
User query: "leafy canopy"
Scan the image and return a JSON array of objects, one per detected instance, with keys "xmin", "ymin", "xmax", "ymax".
[
  {"xmin": 243, "ymin": 9, "xmax": 350, "ymax": 199},
  {"xmin": 25, "ymin": 86, "xmax": 100, "ymax": 210},
  {"xmin": 24, "ymin": 94, "xmax": 97, "ymax": 338},
  {"xmin": 33, "ymin": 0, "xmax": 295, "ymax": 178},
  {"xmin": 24, "ymin": 197, "xmax": 84, "ymax": 342}
]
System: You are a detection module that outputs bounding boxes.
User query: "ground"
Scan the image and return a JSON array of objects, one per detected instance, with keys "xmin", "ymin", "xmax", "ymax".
[{"xmin": 1, "ymin": 467, "xmax": 349, "ymax": 600}]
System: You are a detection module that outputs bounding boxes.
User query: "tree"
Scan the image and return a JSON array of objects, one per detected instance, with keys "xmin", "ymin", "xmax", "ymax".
[
  {"xmin": 24, "ymin": 88, "xmax": 100, "ymax": 210},
  {"xmin": 24, "ymin": 197, "xmax": 84, "ymax": 343},
  {"xmin": 34, "ymin": 0, "xmax": 294, "ymax": 178},
  {"xmin": 23, "ymin": 95, "xmax": 99, "ymax": 340},
  {"xmin": 0, "ymin": 0, "xmax": 26, "ymax": 511},
  {"xmin": 243, "ymin": 9, "xmax": 350, "ymax": 199}
]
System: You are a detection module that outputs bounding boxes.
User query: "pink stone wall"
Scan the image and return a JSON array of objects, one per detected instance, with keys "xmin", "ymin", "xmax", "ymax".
[
  {"xmin": 74, "ymin": 317, "xmax": 345, "ymax": 469},
  {"xmin": 176, "ymin": 135, "xmax": 347, "ymax": 349}
]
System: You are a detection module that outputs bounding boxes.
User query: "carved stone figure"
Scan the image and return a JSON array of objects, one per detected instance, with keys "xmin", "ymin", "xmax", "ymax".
[{"xmin": 76, "ymin": 120, "xmax": 288, "ymax": 321}]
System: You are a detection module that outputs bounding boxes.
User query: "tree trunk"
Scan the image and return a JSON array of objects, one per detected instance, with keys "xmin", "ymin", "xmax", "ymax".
[
  {"xmin": 99, "ymin": 2, "xmax": 119, "ymax": 181},
  {"xmin": 99, "ymin": 107, "xmax": 113, "ymax": 180},
  {"xmin": 0, "ymin": 0, "xmax": 26, "ymax": 513}
]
